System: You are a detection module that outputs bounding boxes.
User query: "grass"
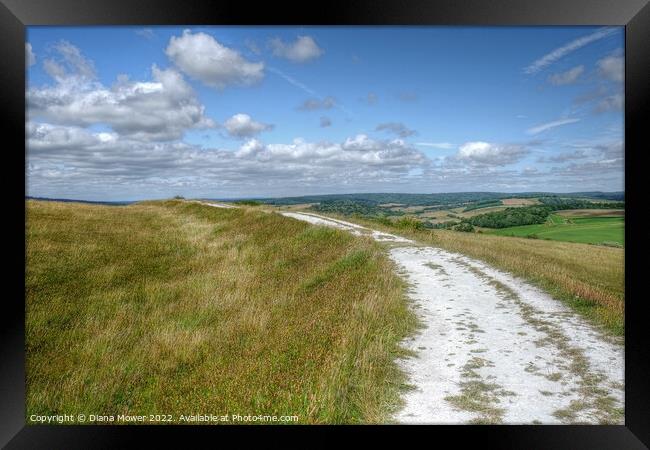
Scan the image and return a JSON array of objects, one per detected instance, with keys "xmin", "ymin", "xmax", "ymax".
[
  {"xmin": 486, "ymin": 214, "xmax": 624, "ymax": 246},
  {"xmin": 310, "ymin": 212, "xmax": 624, "ymax": 336},
  {"xmin": 26, "ymin": 199, "xmax": 417, "ymax": 424}
]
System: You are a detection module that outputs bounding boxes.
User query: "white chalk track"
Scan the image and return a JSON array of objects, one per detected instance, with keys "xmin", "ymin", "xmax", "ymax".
[{"xmin": 280, "ymin": 211, "xmax": 624, "ymax": 425}]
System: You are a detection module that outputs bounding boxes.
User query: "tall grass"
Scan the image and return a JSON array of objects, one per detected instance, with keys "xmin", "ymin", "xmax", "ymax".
[{"xmin": 26, "ymin": 200, "xmax": 417, "ymax": 424}]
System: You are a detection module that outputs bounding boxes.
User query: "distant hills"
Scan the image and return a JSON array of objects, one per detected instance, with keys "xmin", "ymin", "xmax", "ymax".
[
  {"xmin": 26, "ymin": 196, "xmax": 134, "ymax": 206},
  {"xmin": 27, "ymin": 191, "xmax": 624, "ymax": 206},
  {"xmin": 255, "ymin": 191, "xmax": 625, "ymax": 206}
]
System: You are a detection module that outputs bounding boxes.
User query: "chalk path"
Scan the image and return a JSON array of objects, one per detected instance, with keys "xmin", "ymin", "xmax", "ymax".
[{"xmin": 280, "ymin": 211, "xmax": 624, "ymax": 424}]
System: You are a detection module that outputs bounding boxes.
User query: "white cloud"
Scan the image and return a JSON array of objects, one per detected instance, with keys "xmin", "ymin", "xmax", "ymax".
[
  {"xmin": 524, "ymin": 27, "xmax": 617, "ymax": 74},
  {"xmin": 270, "ymin": 36, "xmax": 323, "ymax": 63},
  {"xmin": 27, "ymin": 125, "xmax": 429, "ymax": 199},
  {"xmin": 26, "ymin": 43, "xmax": 36, "ymax": 67},
  {"xmin": 166, "ymin": 30, "xmax": 264, "ymax": 89},
  {"xmin": 548, "ymin": 65, "xmax": 584, "ymax": 85},
  {"xmin": 415, "ymin": 142, "xmax": 454, "ymax": 150},
  {"xmin": 597, "ymin": 55, "xmax": 624, "ymax": 82},
  {"xmin": 526, "ymin": 118, "xmax": 580, "ymax": 135},
  {"xmin": 234, "ymin": 138, "xmax": 265, "ymax": 158},
  {"xmin": 28, "ymin": 42, "xmax": 215, "ymax": 141},
  {"xmin": 456, "ymin": 141, "xmax": 529, "ymax": 166},
  {"xmin": 26, "ymin": 122, "xmax": 624, "ymax": 198},
  {"xmin": 224, "ymin": 113, "xmax": 273, "ymax": 138}
]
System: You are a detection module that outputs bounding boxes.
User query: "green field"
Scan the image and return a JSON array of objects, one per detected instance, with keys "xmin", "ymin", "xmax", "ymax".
[{"xmin": 486, "ymin": 214, "xmax": 624, "ymax": 246}]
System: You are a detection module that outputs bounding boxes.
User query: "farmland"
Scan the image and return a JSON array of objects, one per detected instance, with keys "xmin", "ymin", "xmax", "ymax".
[
  {"xmin": 260, "ymin": 192, "xmax": 625, "ymax": 335},
  {"xmin": 487, "ymin": 214, "xmax": 624, "ymax": 246}
]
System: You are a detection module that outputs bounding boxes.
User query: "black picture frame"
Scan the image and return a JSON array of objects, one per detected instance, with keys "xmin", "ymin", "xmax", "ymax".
[{"xmin": 2, "ymin": 0, "xmax": 648, "ymax": 447}]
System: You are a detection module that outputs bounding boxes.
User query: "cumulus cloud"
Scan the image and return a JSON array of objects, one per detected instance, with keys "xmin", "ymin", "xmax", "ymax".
[
  {"xmin": 28, "ymin": 61, "xmax": 215, "ymax": 141},
  {"xmin": 298, "ymin": 96, "xmax": 336, "ymax": 111},
  {"xmin": 224, "ymin": 113, "xmax": 273, "ymax": 138},
  {"xmin": 527, "ymin": 118, "xmax": 580, "ymax": 135},
  {"xmin": 270, "ymin": 36, "xmax": 323, "ymax": 63},
  {"xmin": 524, "ymin": 27, "xmax": 617, "ymax": 74},
  {"xmin": 320, "ymin": 116, "xmax": 332, "ymax": 127},
  {"xmin": 548, "ymin": 65, "xmax": 584, "ymax": 85},
  {"xmin": 456, "ymin": 141, "xmax": 529, "ymax": 166},
  {"xmin": 27, "ymin": 124, "xmax": 429, "ymax": 199},
  {"xmin": 27, "ymin": 121, "xmax": 624, "ymax": 198},
  {"xmin": 26, "ymin": 43, "xmax": 36, "ymax": 67},
  {"xmin": 376, "ymin": 122, "xmax": 417, "ymax": 138},
  {"xmin": 597, "ymin": 54, "xmax": 624, "ymax": 82},
  {"xmin": 166, "ymin": 30, "xmax": 264, "ymax": 89}
]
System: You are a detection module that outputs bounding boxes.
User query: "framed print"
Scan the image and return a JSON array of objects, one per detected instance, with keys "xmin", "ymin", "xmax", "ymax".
[{"xmin": 2, "ymin": 0, "xmax": 649, "ymax": 448}]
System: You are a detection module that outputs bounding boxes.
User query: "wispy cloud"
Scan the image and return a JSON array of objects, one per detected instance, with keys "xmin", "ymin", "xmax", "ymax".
[
  {"xmin": 135, "ymin": 28, "xmax": 156, "ymax": 40},
  {"xmin": 527, "ymin": 118, "xmax": 580, "ymax": 135},
  {"xmin": 548, "ymin": 65, "xmax": 584, "ymax": 85},
  {"xmin": 298, "ymin": 97, "xmax": 336, "ymax": 111},
  {"xmin": 376, "ymin": 122, "xmax": 417, "ymax": 138},
  {"xmin": 597, "ymin": 54, "xmax": 624, "ymax": 82},
  {"xmin": 415, "ymin": 142, "xmax": 454, "ymax": 149},
  {"xmin": 269, "ymin": 67, "xmax": 354, "ymax": 117},
  {"xmin": 524, "ymin": 27, "xmax": 617, "ymax": 74},
  {"xmin": 268, "ymin": 67, "xmax": 317, "ymax": 96}
]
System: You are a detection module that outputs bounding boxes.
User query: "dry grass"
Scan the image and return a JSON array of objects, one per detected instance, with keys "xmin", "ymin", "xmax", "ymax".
[
  {"xmin": 315, "ymin": 212, "xmax": 624, "ymax": 336},
  {"xmin": 26, "ymin": 200, "xmax": 417, "ymax": 424}
]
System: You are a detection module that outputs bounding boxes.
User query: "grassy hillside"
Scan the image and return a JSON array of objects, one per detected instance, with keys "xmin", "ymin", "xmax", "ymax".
[
  {"xmin": 26, "ymin": 200, "xmax": 416, "ymax": 424},
  {"xmin": 487, "ymin": 214, "xmax": 624, "ymax": 246},
  {"xmin": 318, "ymin": 213, "xmax": 624, "ymax": 336}
]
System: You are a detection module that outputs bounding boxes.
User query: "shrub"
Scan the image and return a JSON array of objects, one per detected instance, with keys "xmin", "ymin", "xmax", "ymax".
[
  {"xmin": 234, "ymin": 200, "xmax": 262, "ymax": 206},
  {"xmin": 453, "ymin": 222, "xmax": 475, "ymax": 232},
  {"xmin": 394, "ymin": 216, "xmax": 425, "ymax": 231}
]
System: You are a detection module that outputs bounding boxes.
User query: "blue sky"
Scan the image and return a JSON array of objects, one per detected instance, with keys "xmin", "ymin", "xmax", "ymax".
[{"xmin": 26, "ymin": 26, "xmax": 624, "ymax": 200}]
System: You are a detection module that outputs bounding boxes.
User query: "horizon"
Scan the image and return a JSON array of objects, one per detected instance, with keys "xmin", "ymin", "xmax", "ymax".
[
  {"xmin": 26, "ymin": 26, "xmax": 624, "ymax": 201},
  {"xmin": 26, "ymin": 189, "xmax": 625, "ymax": 204}
]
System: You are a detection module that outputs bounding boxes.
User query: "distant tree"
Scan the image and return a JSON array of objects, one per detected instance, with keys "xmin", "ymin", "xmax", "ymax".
[{"xmin": 173, "ymin": 195, "xmax": 185, "ymax": 200}]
